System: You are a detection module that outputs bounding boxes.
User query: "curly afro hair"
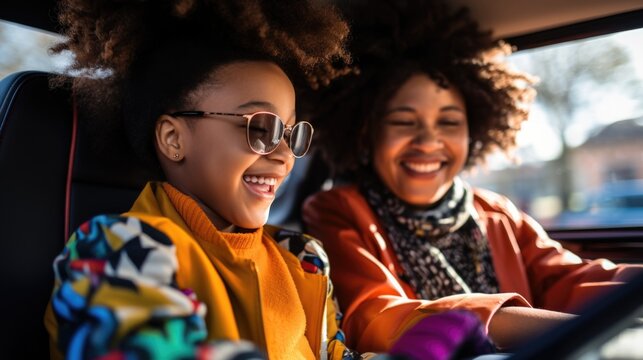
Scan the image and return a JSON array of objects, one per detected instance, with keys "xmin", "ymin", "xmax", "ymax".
[
  {"xmin": 52, "ymin": 0, "xmax": 352, "ymax": 177},
  {"xmin": 308, "ymin": 0, "xmax": 535, "ymax": 178}
]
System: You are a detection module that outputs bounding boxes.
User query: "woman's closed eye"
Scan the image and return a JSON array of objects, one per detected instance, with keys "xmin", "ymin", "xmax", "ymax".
[
  {"xmin": 386, "ymin": 118, "xmax": 418, "ymax": 127},
  {"xmin": 438, "ymin": 117, "xmax": 464, "ymax": 127}
]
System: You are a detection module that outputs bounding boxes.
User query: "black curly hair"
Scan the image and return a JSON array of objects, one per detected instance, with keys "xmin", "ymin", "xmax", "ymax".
[
  {"xmin": 52, "ymin": 0, "xmax": 352, "ymax": 177},
  {"xmin": 308, "ymin": 0, "xmax": 534, "ymax": 178}
]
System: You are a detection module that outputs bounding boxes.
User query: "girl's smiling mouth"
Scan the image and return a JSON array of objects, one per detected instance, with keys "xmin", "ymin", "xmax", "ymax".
[{"xmin": 243, "ymin": 175, "xmax": 278, "ymax": 199}]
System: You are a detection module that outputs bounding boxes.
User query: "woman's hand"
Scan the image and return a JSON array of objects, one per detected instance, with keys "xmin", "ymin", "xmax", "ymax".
[
  {"xmin": 613, "ymin": 265, "xmax": 643, "ymax": 282},
  {"xmin": 488, "ymin": 306, "xmax": 575, "ymax": 350}
]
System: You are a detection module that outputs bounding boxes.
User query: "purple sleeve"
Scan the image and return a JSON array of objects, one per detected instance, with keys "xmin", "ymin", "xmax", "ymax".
[{"xmin": 389, "ymin": 310, "xmax": 495, "ymax": 360}]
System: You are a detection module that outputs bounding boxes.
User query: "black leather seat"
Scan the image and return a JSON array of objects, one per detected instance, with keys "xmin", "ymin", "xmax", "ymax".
[{"xmin": 0, "ymin": 71, "xmax": 154, "ymax": 358}]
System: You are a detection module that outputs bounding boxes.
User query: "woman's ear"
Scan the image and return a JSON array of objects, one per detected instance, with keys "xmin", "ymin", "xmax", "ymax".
[{"xmin": 155, "ymin": 114, "xmax": 186, "ymax": 162}]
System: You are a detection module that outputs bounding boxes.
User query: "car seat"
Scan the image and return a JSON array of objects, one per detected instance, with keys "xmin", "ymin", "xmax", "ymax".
[{"xmin": 0, "ymin": 71, "xmax": 153, "ymax": 358}]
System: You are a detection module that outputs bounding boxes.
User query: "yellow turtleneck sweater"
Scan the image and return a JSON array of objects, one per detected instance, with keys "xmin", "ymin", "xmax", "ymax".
[{"xmin": 162, "ymin": 183, "xmax": 315, "ymax": 359}]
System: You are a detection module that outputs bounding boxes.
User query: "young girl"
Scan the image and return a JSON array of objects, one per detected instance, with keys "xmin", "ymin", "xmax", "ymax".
[
  {"xmin": 44, "ymin": 1, "xmax": 498, "ymax": 359},
  {"xmin": 303, "ymin": 0, "xmax": 642, "ymax": 353},
  {"xmin": 43, "ymin": 0, "xmax": 358, "ymax": 358}
]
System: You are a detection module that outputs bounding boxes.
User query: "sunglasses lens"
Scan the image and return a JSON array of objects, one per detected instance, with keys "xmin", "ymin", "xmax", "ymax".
[
  {"xmin": 248, "ymin": 113, "xmax": 284, "ymax": 154},
  {"xmin": 290, "ymin": 122, "xmax": 313, "ymax": 157}
]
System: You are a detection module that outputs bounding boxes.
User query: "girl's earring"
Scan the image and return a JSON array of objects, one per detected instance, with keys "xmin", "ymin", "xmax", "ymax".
[{"xmin": 173, "ymin": 153, "xmax": 180, "ymax": 160}]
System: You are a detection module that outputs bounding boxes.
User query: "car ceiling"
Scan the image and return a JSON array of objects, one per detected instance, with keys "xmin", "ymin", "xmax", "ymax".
[
  {"xmin": 1, "ymin": 0, "xmax": 643, "ymax": 38},
  {"xmin": 452, "ymin": 0, "xmax": 643, "ymax": 38}
]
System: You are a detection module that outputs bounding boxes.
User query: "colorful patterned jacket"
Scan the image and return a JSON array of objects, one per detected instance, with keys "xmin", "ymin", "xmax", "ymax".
[{"xmin": 45, "ymin": 182, "xmax": 363, "ymax": 360}]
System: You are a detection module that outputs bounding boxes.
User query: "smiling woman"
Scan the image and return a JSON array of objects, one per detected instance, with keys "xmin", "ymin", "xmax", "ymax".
[{"xmin": 301, "ymin": 0, "xmax": 643, "ymax": 353}]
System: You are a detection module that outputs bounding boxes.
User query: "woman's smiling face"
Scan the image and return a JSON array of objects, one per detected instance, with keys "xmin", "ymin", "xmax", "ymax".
[
  {"xmin": 165, "ymin": 61, "xmax": 296, "ymax": 230},
  {"xmin": 372, "ymin": 73, "xmax": 469, "ymax": 206}
]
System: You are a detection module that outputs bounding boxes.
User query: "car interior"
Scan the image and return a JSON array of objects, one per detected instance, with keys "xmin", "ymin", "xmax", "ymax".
[
  {"xmin": 0, "ymin": 70, "xmax": 156, "ymax": 358},
  {"xmin": 1, "ymin": 0, "xmax": 642, "ymax": 359}
]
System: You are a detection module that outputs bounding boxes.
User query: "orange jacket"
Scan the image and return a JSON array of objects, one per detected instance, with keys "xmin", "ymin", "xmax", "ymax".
[
  {"xmin": 303, "ymin": 185, "xmax": 634, "ymax": 352},
  {"xmin": 46, "ymin": 183, "xmax": 353, "ymax": 359}
]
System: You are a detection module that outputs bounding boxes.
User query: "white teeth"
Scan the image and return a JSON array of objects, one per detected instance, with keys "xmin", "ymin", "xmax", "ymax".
[
  {"xmin": 243, "ymin": 176, "xmax": 277, "ymax": 185},
  {"xmin": 404, "ymin": 161, "xmax": 441, "ymax": 173}
]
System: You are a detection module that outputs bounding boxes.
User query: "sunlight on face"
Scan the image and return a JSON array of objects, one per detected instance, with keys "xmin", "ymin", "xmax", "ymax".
[
  {"xmin": 179, "ymin": 61, "xmax": 296, "ymax": 229},
  {"xmin": 373, "ymin": 74, "xmax": 469, "ymax": 206}
]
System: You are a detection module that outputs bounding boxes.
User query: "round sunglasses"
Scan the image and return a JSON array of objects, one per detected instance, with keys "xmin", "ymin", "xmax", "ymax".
[{"xmin": 170, "ymin": 111, "xmax": 314, "ymax": 158}]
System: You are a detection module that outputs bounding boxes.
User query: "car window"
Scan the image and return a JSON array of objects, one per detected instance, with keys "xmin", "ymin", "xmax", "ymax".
[
  {"xmin": 464, "ymin": 27, "xmax": 643, "ymax": 230},
  {"xmin": 0, "ymin": 20, "xmax": 69, "ymax": 78}
]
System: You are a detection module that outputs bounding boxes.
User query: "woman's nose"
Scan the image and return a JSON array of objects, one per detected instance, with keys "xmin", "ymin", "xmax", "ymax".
[{"xmin": 412, "ymin": 125, "xmax": 444, "ymax": 148}]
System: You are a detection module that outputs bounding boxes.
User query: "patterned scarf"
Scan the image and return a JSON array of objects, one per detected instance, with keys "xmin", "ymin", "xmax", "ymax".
[{"xmin": 361, "ymin": 173, "xmax": 499, "ymax": 300}]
